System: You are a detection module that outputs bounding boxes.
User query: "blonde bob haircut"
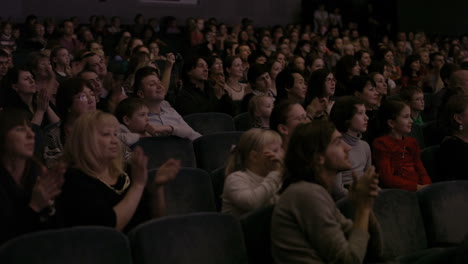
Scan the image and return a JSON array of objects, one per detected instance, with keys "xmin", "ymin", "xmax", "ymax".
[
  {"xmin": 64, "ymin": 110, "xmax": 124, "ymax": 178},
  {"xmin": 225, "ymin": 128, "xmax": 282, "ymax": 175}
]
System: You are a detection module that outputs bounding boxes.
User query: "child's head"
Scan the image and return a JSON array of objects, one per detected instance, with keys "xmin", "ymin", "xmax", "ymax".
[
  {"xmin": 248, "ymin": 95, "xmax": 274, "ymax": 127},
  {"xmin": 329, "ymin": 96, "xmax": 368, "ymax": 134},
  {"xmin": 349, "ymin": 75, "xmax": 379, "ymax": 109},
  {"xmin": 115, "ymin": 97, "xmax": 149, "ymax": 134},
  {"xmin": 225, "ymin": 128, "xmax": 282, "ymax": 175},
  {"xmin": 400, "ymin": 86, "xmax": 424, "ymax": 112},
  {"xmin": 379, "ymin": 100, "xmax": 413, "ymax": 135}
]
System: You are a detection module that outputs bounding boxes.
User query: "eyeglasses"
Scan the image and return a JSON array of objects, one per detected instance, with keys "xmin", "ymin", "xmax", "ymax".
[
  {"xmin": 288, "ymin": 114, "xmax": 310, "ymax": 122},
  {"xmin": 77, "ymin": 94, "xmax": 95, "ymax": 102},
  {"xmin": 326, "ymin": 77, "xmax": 337, "ymax": 83}
]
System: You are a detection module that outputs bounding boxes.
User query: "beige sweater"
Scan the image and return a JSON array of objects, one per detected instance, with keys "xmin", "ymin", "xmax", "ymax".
[
  {"xmin": 271, "ymin": 181, "xmax": 370, "ymax": 264},
  {"xmin": 221, "ymin": 169, "xmax": 282, "ymax": 217}
]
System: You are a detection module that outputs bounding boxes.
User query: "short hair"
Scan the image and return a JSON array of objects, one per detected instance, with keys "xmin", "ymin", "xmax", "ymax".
[
  {"xmin": 26, "ymin": 52, "xmax": 50, "ymax": 73},
  {"xmin": 270, "ymin": 99, "xmax": 297, "ymax": 132},
  {"xmin": 133, "ymin": 66, "xmax": 159, "ymax": 94},
  {"xmin": 56, "ymin": 78, "xmax": 91, "ymax": 119},
  {"xmin": 114, "ymin": 97, "xmax": 147, "ymax": 125},
  {"xmin": 400, "ymin": 86, "xmax": 423, "ymax": 103},
  {"xmin": 329, "ymin": 96, "xmax": 366, "ymax": 133},
  {"xmin": 275, "ymin": 68, "xmax": 301, "ymax": 101},
  {"xmin": 225, "ymin": 128, "xmax": 281, "ymax": 175},
  {"xmin": 64, "ymin": 111, "xmax": 123, "ymax": 178},
  {"xmin": 349, "ymin": 75, "xmax": 374, "ymax": 95},
  {"xmin": 281, "ymin": 121, "xmax": 336, "ymax": 192},
  {"xmin": 0, "ymin": 108, "xmax": 32, "ymax": 159},
  {"xmin": 247, "ymin": 63, "xmax": 268, "ymax": 85}
]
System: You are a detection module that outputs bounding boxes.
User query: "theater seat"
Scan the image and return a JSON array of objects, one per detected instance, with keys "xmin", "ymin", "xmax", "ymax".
[{"xmin": 183, "ymin": 112, "xmax": 235, "ymax": 135}]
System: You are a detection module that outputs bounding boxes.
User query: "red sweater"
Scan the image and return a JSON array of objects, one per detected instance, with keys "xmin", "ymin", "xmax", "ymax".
[{"xmin": 373, "ymin": 135, "xmax": 432, "ymax": 191}]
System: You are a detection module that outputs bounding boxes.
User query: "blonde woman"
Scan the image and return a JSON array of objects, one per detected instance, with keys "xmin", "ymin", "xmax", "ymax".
[
  {"xmin": 222, "ymin": 128, "xmax": 284, "ymax": 217},
  {"xmin": 61, "ymin": 111, "xmax": 180, "ymax": 231}
]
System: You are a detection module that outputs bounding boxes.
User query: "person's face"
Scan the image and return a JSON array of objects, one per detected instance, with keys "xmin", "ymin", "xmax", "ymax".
[
  {"xmin": 54, "ymin": 48, "xmax": 70, "ymax": 66},
  {"xmin": 95, "ymin": 123, "xmax": 120, "ymax": 162},
  {"xmin": 256, "ymin": 97, "xmax": 274, "ymax": 119},
  {"xmin": 90, "ymin": 42, "xmax": 103, "ymax": 54},
  {"xmin": 287, "ymin": 73, "xmax": 307, "ymax": 102},
  {"xmin": 410, "ymin": 92, "xmax": 425, "ymax": 112},
  {"xmin": 189, "ymin": 58, "xmax": 209, "ymax": 82},
  {"xmin": 80, "ymin": 71, "xmax": 103, "ymax": 97},
  {"xmin": 344, "ymin": 45, "xmax": 355, "ymax": 56},
  {"xmin": 310, "ymin": 58, "xmax": 324, "ymax": 72},
  {"xmin": 383, "ymin": 65, "xmax": 392, "ymax": 79},
  {"xmin": 322, "ymin": 130, "xmax": 352, "ymax": 172},
  {"xmin": 83, "ymin": 30, "xmax": 94, "ymax": 42},
  {"xmin": 283, "ymin": 104, "xmax": 310, "ymax": 136},
  {"xmin": 373, "ymin": 73, "xmax": 387, "ymax": 96},
  {"xmin": 269, "ymin": 61, "xmax": 282, "ymax": 80},
  {"xmin": 36, "ymin": 58, "xmax": 52, "ymax": 78},
  {"xmin": 294, "ymin": 57, "xmax": 305, "ymax": 72},
  {"xmin": 238, "ymin": 45, "xmax": 251, "ymax": 62},
  {"xmin": 227, "ymin": 58, "xmax": 243, "ymax": 78},
  {"xmin": 112, "ymin": 17, "xmax": 121, "ymax": 27},
  {"xmin": 34, "ymin": 24, "xmax": 45, "ymax": 37},
  {"xmin": 411, "ymin": 59, "xmax": 421, "ymax": 72},
  {"xmin": 86, "ymin": 55, "xmax": 107, "ymax": 77},
  {"xmin": 2, "ymin": 24, "xmax": 12, "ymax": 36},
  {"xmin": 261, "ymin": 36, "xmax": 272, "ymax": 49},
  {"xmin": 324, "ymin": 73, "xmax": 336, "ymax": 96},
  {"xmin": 356, "ymin": 81, "xmax": 379, "ymax": 109},
  {"xmin": 4, "ymin": 123, "xmax": 35, "ymax": 158},
  {"xmin": 317, "ymin": 42, "xmax": 327, "ymax": 54},
  {"xmin": 360, "ymin": 52, "xmax": 371, "ymax": 67},
  {"xmin": 125, "ymin": 106, "xmax": 149, "ymax": 134},
  {"xmin": 254, "ymin": 72, "xmax": 272, "ymax": 92},
  {"xmin": 254, "ymin": 139, "xmax": 283, "ymax": 172},
  {"xmin": 0, "ymin": 56, "xmax": 9, "ymax": 78},
  {"xmin": 276, "ymin": 53, "xmax": 286, "ymax": 68},
  {"xmin": 210, "ymin": 58, "xmax": 223, "ymax": 75},
  {"xmin": 349, "ymin": 104, "xmax": 368, "ymax": 133},
  {"xmin": 13, "ymin": 71, "xmax": 36, "ymax": 94},
  {"xmin": 384, "ymin": 51, "xmax": 394, "ymax": 64},
  {"xmin": 301, "ymin": 43, "xmax": 311, "ymax": 54},
  {"xmin": 196, "ymin": 19, "xmax": 204, "ymax": 31},
  {"xmin": 69, "ymin": 86, "xmax": 96, "ymax": 116},
  {"xmin": 420, "ymin": 52, "xmax": 430, "ymax": 65},
  {"xmin": 432, "ymin": 55, "xmax": 445, "ymax": 69},
  {"xmin": 390, "ymin": 105, "xmax": 413, "ymax": 135},
  {"xmin": 149, "ymin": 43, "xmax": 159, "ymax": 55},
  {"xmin": 334, "ymin": 38, "xmax": 343, "ymax": 51},
  {"xmin": 139, "ymin": 74, "xmax": 166, "ymax": 101},
  {"xmin": 63, "ymin": 21, "xmax": 74, "ymax": 36},
  {"xmin": 396, "ymin": 41, "xmax": 406, "ymax": 53},
  {"xmin": 280, "ymin": 44, "xmax": 291, "ymax": 56},
  {"xmin": 351, "ymin": 62, "xmax": 361, "ymax": 76}
]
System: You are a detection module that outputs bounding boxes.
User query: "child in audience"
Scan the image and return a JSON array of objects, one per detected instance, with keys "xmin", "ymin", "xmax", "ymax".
[
  {"xmin": 373, "ymin": 100, "xmax": 431, "ymax": 191},
  {"xmin": 329, "ymin": 96, "xmax": 372, "ymax": 200},
  {"xmin": 248, "ymin": 95, "xmax": 274, "ymax": 129},
  {"xmin": 61, "ymin": 111, "xmax": 180, "ymax": 231},
  {"xmin": 222, "ymin": 128, "xmax": 284, "ymax": 217},
  {"xmin": 400, "ymin": 86, "xmax": 425, "ymax": 125}
]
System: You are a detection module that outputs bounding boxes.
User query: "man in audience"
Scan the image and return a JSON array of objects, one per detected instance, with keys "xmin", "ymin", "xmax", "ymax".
[
  {"xmin": 59, "ymin": 19, "xmax": 83, "ymax": 56},
  {"xmin": 135, "ymin": 67, "xmax": 201, "ymax": 140}
]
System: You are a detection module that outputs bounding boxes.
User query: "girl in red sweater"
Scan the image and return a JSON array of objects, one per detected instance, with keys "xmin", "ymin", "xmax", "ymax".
[{"xmin": 372, "ymin": 100, "xmax": 431, "ymax": 191}]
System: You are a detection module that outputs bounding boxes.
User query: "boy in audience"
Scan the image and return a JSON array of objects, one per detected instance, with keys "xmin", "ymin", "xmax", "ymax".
[{"xmin": 400, "ymin": 86, "xmax": 425, "ymax": 125}]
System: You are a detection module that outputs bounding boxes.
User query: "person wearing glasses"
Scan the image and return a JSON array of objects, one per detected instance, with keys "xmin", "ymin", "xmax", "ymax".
[
  {"xmin": 44, "ymin": 78, "xmax": 96, "ymax": 168},
  {"xmin": 304, "ymin": 68, "xmax": 336, "ymax": 119}
]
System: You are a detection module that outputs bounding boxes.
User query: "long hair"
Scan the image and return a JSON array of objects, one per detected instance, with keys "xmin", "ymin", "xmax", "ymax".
[
  {"xmin": 225, "ymin": 128, "xmax": 282, "ymax": 175},
  {"xmin": 281, "ymin": 120, "xmax": 336, "ymax": 193},
  {"xmin": 64, "ymin": 111, "xmax": 124, "ymax": 179},
  {"xmin": 439, "ymin": 95, "xmax": 468, "ymax": 136}
]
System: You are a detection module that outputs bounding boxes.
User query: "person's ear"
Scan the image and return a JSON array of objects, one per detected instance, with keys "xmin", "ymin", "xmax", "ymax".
[
  {"xmin": 387, "ymin": 119, "xmax": 395, "ymax": 129},
  {"xmin": 12, "ymin": 83, "xmax": 18, "ymax": 92},
  {"xmin": 123, "ymin": 116, "xmax": 131, "ymax": 126},
  {"xmin": 454, "ymin": 113, "xmax": 463, "ymax": 126},
  {"xmin": 354, "ymin": 91, "xmax": 361, "ymax": 98},
  {"xmin": 278, "ymin": 123, "xmax": 289, "ymax": 136},
  {"xmin": 316, "ymin": 153, "xmax": 325, "ymax": 166},
  {"xmin": 137, "ymin": 89, "xmax": 144, "ymax": 98}
]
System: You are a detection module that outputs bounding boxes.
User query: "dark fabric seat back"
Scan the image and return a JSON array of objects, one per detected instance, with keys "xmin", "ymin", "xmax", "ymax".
[
  {"xmin": 134, "ymin": 136, "xmax": 196, "ymax": 169},
  {"xmin": 421, "ymin": 145, "xmax": 440, "ymax": 181},
  {"xmin": 193, "ymin": 131, "xmax": 243, "ymax": 172},
  {"xmin": 210, "ymin": 166, "xmax": 225, "ymax": 211},
  {"xmin": 0, "ymin": 226, "xmax": 132, "ymax": 264},
  {"xmin": 183, "ymin": 112, "xmax": 235, "ymax": 135},
  {"xmin": 240, "ymin": 205, "xmax": 274, "ymax": 264},
  {"xmin": 418, "ymin": 181, "xmax": 468, "ymax": 247},
  {"xmin": 233, "ymin": 112, "xmax": 252, "ymax": 131},
  {"xmin": 129, "ymin": 213, "xmax": 248, "ymax": 264}
]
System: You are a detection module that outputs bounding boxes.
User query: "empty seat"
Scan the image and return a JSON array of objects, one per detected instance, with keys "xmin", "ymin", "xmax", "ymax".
[
  {"xmin": 193, "ymin": 131, "xmax": 243, "ymax": 172},
  {"xmin": 183, "ymin": 112, "xmax": 235, "ymax": 135},
  {"xmin": 233, "ymin": 112, "xmax": 252, "ymax": 131},
  {"xmin": 148, "ymin": 167, "xmax": 216, "ymax": 215},
  {"xmin": 0, "ymin": 226, "xmax": 132, "ymax": 264},
  {"xmin": 133, "ymin": 136, "xmax": 196, "ymax": 169},
  {"xmin": 129, "ymin": 213, "xmax": 248, "ymax": 264}
]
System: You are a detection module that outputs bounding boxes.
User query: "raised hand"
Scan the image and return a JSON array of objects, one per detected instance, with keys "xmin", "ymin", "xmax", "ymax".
[
  {"xmin": 349, "ymin": 166, "xmax": 379, "ymax": 208},
  {"xmin": 165, "ymin": 53, "xmax": 176, "ymax": 67},
  {"xmin": 264, "ymin": 149, "xmax": 284, "ymax": 171},
  {"xmin": 29, "ymin": 165, "xmax": 64, "ymax": 213},
  {"xmin": 145, "ymin": 124, "xmax": 173, "ymax": 136},
  {"xmin": 130, "ymin": 146, "xmax": 148, "ymax": 187},
  {"xmin": 152, "ymin": 159, "xmax": 180, "ymax": 187},
  {"xmin": 36, "ymin": 88, "xmax": 50, "ymax": 112}
]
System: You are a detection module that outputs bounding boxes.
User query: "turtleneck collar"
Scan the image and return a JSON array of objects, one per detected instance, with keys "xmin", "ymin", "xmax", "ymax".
[{"xmin": 342, "ymin": 132, "xmax": 360, "ymax": 146}]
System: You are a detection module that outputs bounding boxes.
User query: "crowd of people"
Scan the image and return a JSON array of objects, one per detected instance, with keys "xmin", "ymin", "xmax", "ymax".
[{"xmin": 1, "ymin": 6, "xmax": 468, "ymax": 262}]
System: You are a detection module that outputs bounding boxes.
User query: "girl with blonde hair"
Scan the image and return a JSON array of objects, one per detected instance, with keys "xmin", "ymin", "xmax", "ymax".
[
  {"xmin": 61, "ymin": 111, "xmax": 180, "ymax": 231},
  {"xmin": 222, "ymin": 128, "xmax": 283, "ymax": 217}
]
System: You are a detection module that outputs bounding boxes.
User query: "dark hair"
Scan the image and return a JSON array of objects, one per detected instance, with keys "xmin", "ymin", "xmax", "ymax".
[
  {"xmin": 133, "ymin": 66, "xmax": 159, "ymax": 94},
  {"xmin": 400, "ymin": 86, "xmax": 423, "ymax": 102},
  {"xmin": 440, "ymin": 95, "xmax": 468, "ymax": 135},
  {"xmin": 304, "ymin": 68, "xmax": 331, "ymax": 106},
  {"xmin": 114, "ymin": 97, "xmax": 147, "ymax": 125},
  {"xmin": 247, "ymin": 63, "xmax": 268, "ymax": 86},
  {"xmin": 270, "ymin": 99, "xmax": 297, "ymax": 133},
  {"xmin": 281, "ymin": 121, "xmax": 336, "ymax": 192},
  {"xmin": 0, "ymin": 49, "xmax": 8, "ymax": 58},
  {"xmin": 181, "ymin": 56, "xmax": 206, "ymax": 84},
  {"xmin": 0, "ymin": 108, "xmax": 32, "ymax": 157},
  {"xmin": 402, "ymin": 54, "xmax": 421, "ymax": 77},
  {"xmin": 355, "ymin": 50, "xmax": 370, "ymax": 62},
  {"xmin": 440, "ymin": 63, "xmax": 460, "ymax": 86},
  {"xmin": 275, "ymin": 68, "xmax": 301, "ymax": 101},
  {"xmin": 329, "ymin": 96, "xmax": 366, "ymax": 133},
  {"xmin": 335, "ymin": 55, "xmax": 358, "ymax": 83},
  {"xmin": 223, "ymin": 56, "xmax": 240, "ymax": 77},
  {"xmin": 378, "ymin": 99, "xmax": 408, "ymax": 134},
  {"xmin": 349, "ymin": 75, "xmax": 374, "ymax": 95}
]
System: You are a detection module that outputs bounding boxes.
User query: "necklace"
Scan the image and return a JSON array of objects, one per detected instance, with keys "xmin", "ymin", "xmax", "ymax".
[
  {"xmin": 96, "ymin": 172, "xmax": 131, "ymax": 195},
  {"xmin": 229, "ymin": 82, "xmax": 243, "ymax": 93}
]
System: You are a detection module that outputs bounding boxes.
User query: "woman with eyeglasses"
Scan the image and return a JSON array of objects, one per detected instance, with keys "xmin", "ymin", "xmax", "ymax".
[
  {"xmin": 43, "ymin": 78, "xmax": 96, "ymax": 168},
  {"xmin": 304, "ymin": 68, "xmax": 336, "ymax": 119},
  {"xmin": 61, "ymin": 111, "xmax": 180, "ymax": 231}
]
